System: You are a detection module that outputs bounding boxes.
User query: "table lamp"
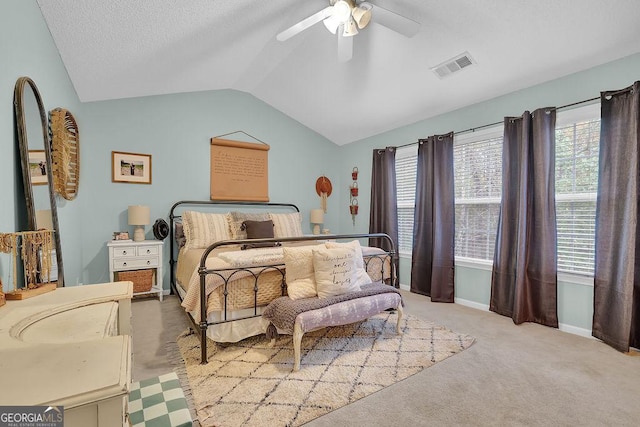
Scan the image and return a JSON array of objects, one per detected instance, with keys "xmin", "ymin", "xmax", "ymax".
[
  {"xmin": 128, "ymin": 205, "xmax": 150, "ymax": 242},
  {"xmin": 310, "ymin": 209, "xmax": 324, "ymax": 235}
]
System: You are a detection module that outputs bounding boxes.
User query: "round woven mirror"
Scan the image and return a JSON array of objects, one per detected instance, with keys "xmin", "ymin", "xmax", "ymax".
[{"xmin": 49, "ymin": 107, "xmax": 79, "ymax": 200}]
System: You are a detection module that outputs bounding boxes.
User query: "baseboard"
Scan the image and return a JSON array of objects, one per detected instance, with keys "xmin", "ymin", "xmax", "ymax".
[
  {"xmin": 450, "ymin": 297, "xmax": 595, "ymax": 339},
  {"xmin": 558, "ymin": 323, "xmax": 594, "ymax": 339},
  {"xmin": 454, "ymin": 297, "xmax": 489, "ymax": 311}
]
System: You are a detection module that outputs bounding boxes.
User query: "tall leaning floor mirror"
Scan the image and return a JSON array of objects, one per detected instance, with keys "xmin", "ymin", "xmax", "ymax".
[{"xmin": 11, "ymin": 76, "xmax": 65, "ymax": 294}]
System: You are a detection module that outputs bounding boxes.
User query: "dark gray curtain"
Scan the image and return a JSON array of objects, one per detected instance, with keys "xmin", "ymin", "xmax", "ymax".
[
  {"xmin": 490, "ymin": 108, "xmax": 558, "ymax": 327},
  {"xmin": 410, "ymin": 133, "xmax": 455, "ymax": 302},
  {"xmin": 369, "ymin": 147, "xmax": 399, "ymax": 281},
  {"xmin": 593, "ymin": 81, "xmax": 640, "ymax": 352}
]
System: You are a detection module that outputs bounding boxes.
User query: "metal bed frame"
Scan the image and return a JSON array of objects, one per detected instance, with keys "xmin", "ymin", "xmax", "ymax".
[{"xmin": 169, "ymin": 200, "xmax": 397, "ymax": 364}]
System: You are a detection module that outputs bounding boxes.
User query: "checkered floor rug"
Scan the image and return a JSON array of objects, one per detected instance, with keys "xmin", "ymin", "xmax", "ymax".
[{"xmin": 128, "ymin": 372, "xmax": 193, "ymax": 426}]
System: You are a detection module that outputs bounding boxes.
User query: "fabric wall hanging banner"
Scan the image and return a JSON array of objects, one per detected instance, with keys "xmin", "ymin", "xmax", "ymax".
[
  {"xmin": 210, "ymin": 137, "xmax": 270, "ymax": 201},
  {"xmin": 315, "ymin": 176, "xmax": 332, "ymax": 213},
  {"xmin": 49, "ymin": 107, "xmax": 79, "ymax": 200}
]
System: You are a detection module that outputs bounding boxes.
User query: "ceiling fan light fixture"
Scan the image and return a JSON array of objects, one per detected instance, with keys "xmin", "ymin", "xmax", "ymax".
[
  {"xmin": 323, "ymin": 15, "xmax": 341, "ymax": 34},
  {"xmin": 343, "ymin": 17, "xmax": 359, "ymax": 37},
  {"xmin": 352, "ymin": 2, "xmax": 373, "ymax": 29},
  {"xmin": 332, "ymin": 0, "xmax": 352, "ymax": 23}
]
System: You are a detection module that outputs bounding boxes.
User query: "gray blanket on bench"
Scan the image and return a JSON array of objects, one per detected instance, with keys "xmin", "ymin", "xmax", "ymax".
[{"xmin": 262, "ymin": 282, "xmax": 401, "ymax": 335}]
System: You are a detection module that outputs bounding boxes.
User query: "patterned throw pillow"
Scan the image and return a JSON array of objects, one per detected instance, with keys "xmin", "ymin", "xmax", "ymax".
[
  {"xmin": 269, "ymin": 212, "xmax": 303, "ymax": 238},
  {"xmin": 182, "ymin": 211, "xmax": 231, "ymax": 250},
  {"xmin": 325, "ymin": 240, "xmax": 372, "ymax": 287},
  {"xmin": 283, "ymin": 246, "xmax": 317, "ymax": 300},
  {"xmin": 228, "ymin": 211, "xmax": 270, "ymax": 240},
  {"xmin": 312, "ymin": 246, "xmax": 362, "ymax": 298}
]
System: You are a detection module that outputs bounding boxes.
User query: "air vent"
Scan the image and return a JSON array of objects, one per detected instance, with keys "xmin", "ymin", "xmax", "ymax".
[{"xmin": 431, "ymin": 52, "xmax": 475, "ymax": 79}]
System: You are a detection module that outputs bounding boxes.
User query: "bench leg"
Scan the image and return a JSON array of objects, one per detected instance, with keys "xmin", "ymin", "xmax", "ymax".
[
  {"xmin": 293, "ymin": 322, "xmax": 304, "ymax": 371},
  {"xmin": 396, "ymin": 302, "xmax": 404, "ymax": 334}
]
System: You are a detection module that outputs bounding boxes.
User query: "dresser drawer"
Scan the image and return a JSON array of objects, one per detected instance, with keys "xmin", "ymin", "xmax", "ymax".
[
  {"xmin": 112, "ymin": 257, "xmax": 159, "ymax": 270},
  {"xmin": 111, "ymin": 246, "xmax": 137, "ymax": 258},
  {"xmin": 137, "ymin": 245, "xmax": 159, "ymax": 256}
]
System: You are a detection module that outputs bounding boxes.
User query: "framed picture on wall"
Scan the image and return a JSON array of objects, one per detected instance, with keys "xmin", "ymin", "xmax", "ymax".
[
  {"xmin": 111, "ymin": 151, "xmax": 152, "ymax": 184},
  {"xmin": 28, "ymin": 150, "xmax": 48, "ymax": 185}
]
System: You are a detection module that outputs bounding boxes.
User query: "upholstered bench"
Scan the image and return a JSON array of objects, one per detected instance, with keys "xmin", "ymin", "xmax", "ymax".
[
  {"xmin": 128, "ymin": 372, "xmax": 193, "ymax": 427},
  {"xmin": 263, "ymin": 282, "xmax": 403, "ymax": 371}
]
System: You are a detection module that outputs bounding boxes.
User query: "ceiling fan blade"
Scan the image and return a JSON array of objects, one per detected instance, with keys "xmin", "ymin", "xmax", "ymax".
[
  {"xmin": 276, "ymin": 6, "xmax": 334, "ymax": 41},
  {"xmin": 370, "ymin": 3, "xmax": 420, "ymax": 37},
  {"xmin": 337, "ymin": 30, "xmax": 353, "ymax": 62}
]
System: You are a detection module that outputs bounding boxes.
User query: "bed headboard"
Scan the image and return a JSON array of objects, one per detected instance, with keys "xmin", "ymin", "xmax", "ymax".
[{"xmin": 168, "ymin": 200, "xmax": 300, "ymax": 292}]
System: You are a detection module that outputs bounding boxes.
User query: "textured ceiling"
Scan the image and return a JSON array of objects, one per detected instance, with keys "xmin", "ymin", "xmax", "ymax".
[{"xmin": 37, "ymin": 0, "xmax": 640, "ymax": 145}]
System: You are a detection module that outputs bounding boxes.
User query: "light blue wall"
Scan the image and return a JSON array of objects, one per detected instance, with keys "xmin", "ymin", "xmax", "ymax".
[
  {"xmin": 1, "ymin": 0, "xmax": 340, "ymax": 290},
  {"xmin": 339, "ymin": 52, "xmax": 640, "ymax": 334}
]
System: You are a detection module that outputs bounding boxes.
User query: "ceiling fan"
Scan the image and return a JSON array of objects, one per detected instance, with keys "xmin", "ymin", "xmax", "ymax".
[{"xmin": 276, "ymin": 0, "xmax": 420, "ymax": 62}]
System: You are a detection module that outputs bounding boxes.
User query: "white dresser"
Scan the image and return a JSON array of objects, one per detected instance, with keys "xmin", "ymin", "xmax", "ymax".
[
  {"xmin": 108, "ymin": 240, "xmax": 164, "ymax": 300},
  {"xmin": 0, "ymin": 282, "xmax": 132, "ymax": 426}
]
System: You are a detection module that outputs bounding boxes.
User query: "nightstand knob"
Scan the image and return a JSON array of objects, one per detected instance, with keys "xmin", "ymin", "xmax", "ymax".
[
  {"xmin": 147, "ymin": 260, "xmax": 150, "ymax": 265},
  {"xmin": 146, "ymin": 249, "xmax": 151, "ymax": 254},
  {"xmin": 122, "ymin": 250, "xmax": 127, "ymax": 255},
  {"xmin": 123, "ymin": 262, "xmax": 127, "ymax": 266}
]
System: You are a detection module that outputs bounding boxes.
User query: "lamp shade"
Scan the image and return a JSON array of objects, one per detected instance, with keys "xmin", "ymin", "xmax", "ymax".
[
  {"xmin": 310, "ymin": 209, "xmax": 324, "ymax": 224},
  {"xmin": 128, "ymin": 205, "xmax": 150, "ymax": 225}
]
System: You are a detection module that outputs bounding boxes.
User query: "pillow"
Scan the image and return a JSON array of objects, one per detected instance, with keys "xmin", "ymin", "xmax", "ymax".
[
  {"xmin": 228, "ymin": 211, "xmax": 270, "ymax": 240},
  {"xmin": 283, "ymin": 246, "xmax": 317, "ymax": 300},
  {"xmin": 325, "ymin": 240, "xmax": 372, "ymax": 287},
  {"xmin": 175, "ymin": 222, "xmax": 186, "ymax": 248},
  {"xmin": 241, "ymin": 220, "xmax": 279, "ymax": 250},
  {"xmin": 269, "ymin": 212, "xmax": 303, "ymax": 238},
  {"xmin": 182, "ymin": 211, "xmax": 231, "ymax": 250},
  {"xmin": 312, "ymin": 246, "xmax": 361, "ymax": 298},
  {"xmin": 242, "ymin": 220, "xmax": 274, "ymax": 239}
]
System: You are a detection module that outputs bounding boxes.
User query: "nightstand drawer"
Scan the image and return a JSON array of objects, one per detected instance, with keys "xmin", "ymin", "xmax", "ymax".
[
  {"xmin": 111, "ymin": 246, "xmax": 137, "ymax": 258},
  {"xmin": 137, "ymin": 245, "xmax": 159, "ymax": 256},
  {"xmin": 112, "ymin": 257, "xmax": 159, "ymax": 270}
]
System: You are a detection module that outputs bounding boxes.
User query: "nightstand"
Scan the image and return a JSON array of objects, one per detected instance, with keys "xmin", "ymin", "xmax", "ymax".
[{"xmin": 107, "ymin": 240, "xmax": 164, "ymax": 301}]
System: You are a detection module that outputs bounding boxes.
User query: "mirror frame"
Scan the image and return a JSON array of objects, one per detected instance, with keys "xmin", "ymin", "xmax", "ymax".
[{"xmin": 14, "ymin": 76, "xmax": 65, "ymax": 287}]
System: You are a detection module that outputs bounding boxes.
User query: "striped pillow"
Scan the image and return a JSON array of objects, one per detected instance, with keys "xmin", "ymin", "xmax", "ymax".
[
  {"xmin": 182, "ymin": 211, "xmax": 231, "ymax": 250},
  {"xmin": 269, "ymin": 212, "xmax": 303, "ymax": 238}
]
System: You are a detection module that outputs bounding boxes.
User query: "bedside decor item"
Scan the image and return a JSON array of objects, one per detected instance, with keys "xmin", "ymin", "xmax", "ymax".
[
  {"xmin": 112, "ymin": 151, "xmax": 152, "ymax": 184},
  {"xmin": 210, "ymin": 134, "xmax": 270, "ymax": 201},
  {"xmin": 310, "ymin": 208, "xmax": 324, "ymax": 235},
  {"xmin": 49, "ymin": 107, "xmax": 79, "ymax": 200},
  {"xmin": 315, "ymin": 175, "xmax": 332, "ymax": 213},
  {"xmin": 128, "ymin": 205, "xmax": 150, "ymax": 242},
  {"xmin": 113, "ymin": 231, "xmax": 130, "ymax": 241},
  {"xmin": 152, "ymin": 218, "xmax": 170, "ymax": 240}
]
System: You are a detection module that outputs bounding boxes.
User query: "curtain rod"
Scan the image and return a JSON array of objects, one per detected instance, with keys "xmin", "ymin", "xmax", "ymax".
[{"xmin": 396, "ymin": 95, "xmax": 600, "ymax": 149}]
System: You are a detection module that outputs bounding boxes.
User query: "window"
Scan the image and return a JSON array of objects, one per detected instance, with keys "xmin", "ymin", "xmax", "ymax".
[
  {"xmin": 453, "ymin": 129, "xmax": 503, "ymax": 261},
  {"xmin": 394, "ymin": 104, "xmax": 600, "ymax": 277},
  {"xmin": 396, "ymin": 146, "xmax": 417, "ymax": 253},
  {"xmin": 555, "ymin": 105, "xmax": 600, "ymax": 275}
]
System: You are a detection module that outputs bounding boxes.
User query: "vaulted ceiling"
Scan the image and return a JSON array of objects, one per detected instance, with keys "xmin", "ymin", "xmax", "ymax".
[{"xmin": 37, "ymin": 0, "xmax": 640, "ymax": 145}]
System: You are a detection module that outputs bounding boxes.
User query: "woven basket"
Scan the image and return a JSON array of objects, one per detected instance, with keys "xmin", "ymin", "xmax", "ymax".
[{"xmin": 118, "ymin": 269, "xmax": 154, "ymax": 293}]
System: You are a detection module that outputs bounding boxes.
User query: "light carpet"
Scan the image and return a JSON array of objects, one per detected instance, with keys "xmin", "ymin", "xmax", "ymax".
[{"xmin": 175, "ymin": 312, "xmax": 475, "ymax": 427}]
